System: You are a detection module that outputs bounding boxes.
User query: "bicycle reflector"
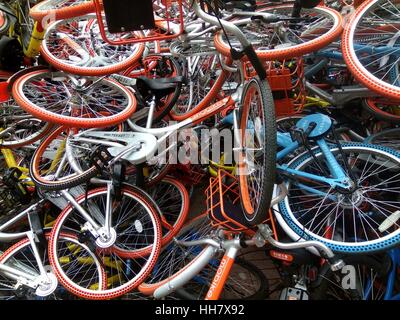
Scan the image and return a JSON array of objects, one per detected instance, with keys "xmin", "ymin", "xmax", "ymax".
[{"xmin": 93, "ymin": 0, "xmax": 185, "ymax": 45}]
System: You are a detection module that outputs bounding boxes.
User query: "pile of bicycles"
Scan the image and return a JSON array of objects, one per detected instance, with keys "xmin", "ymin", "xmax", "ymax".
[{"xmin": 0, "ymin": 0, "xmax": 399, "ymax": 300}]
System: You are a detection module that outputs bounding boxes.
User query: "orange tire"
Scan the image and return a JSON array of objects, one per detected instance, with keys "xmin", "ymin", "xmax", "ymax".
[
  {"xmin": 49, "ymin": 187, "xmax": 162, "ymax": 300},
  {"xmin": 342, "ymin": 0, "xmax": 400, "ymax": 100},
  {"xmin": 40, "ymin": 15, "xmax": 145, "ymax": 76},
  {"xmin": 214, "ymin": 5, "xmax": 343, "ymax": 60},
  {"xmin": 30, "ymin": 0, "xmax": 95, "ymax": 22},
  {"xmin": 12, "ymin": 70, "xmax": 137, "ymax": 128}
]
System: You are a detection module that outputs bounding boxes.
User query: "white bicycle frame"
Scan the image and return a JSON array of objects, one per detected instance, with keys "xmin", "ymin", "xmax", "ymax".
[{"xmin": 0, "ymin": 200, "xmax": 58, "ymax": 295}]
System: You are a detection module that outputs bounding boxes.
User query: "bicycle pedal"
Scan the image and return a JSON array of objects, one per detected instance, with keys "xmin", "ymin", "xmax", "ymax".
[
  {"xmin": 3, "ymin": 168, "xmax": 32, "ymax": 205},
  {"xmin": 89, "ymin": 147, "xmax": 113, "ymax": 172}
]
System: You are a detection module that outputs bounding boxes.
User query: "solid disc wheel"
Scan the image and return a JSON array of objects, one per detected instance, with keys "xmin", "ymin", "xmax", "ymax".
[
  {"xmin": 0, "ymin": 232, "xmax": 106, "ymax": 300},
  {"xmin": 30, "ymin": 0, "xmax": 95, "ymax": 22},
  {"xmin": 12, "ymin": 70, "xmax": 137, "ymax": 128},
  {"xmin": 238, "ymin": 77, "xmax": 276, "ymax": 225},
  {"xmin": 342, "ymin": 0, "xmax": 400, "ymax": 100},
  {"xmin": 41, "ymin": 14, "xmax": 145, "ymax": 76},
  {"xmin": 214, "ymin": 5, "xmax": 343, "ymax": 60},
  {"xmin": 49, "ymin": 187, "xmax": 162, "ymax": 300},
  {"xmin": 279, "ymin": 143, "xmax": 400, "ymax": 253}
]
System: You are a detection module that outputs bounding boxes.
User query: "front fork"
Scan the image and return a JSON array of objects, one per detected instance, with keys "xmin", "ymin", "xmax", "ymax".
[
  {"xmin": 0, "ymin": 231, "xmax": 56, "ymax": 294},
  {"xmin": 60, "ymin": 184, "xmax": 115, "ymax": 247}
]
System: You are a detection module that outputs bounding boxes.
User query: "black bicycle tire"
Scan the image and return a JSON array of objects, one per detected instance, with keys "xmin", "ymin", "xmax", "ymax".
[{"xmin": 239, "ymin": 77, "xmax": 277, "ymax": 225}]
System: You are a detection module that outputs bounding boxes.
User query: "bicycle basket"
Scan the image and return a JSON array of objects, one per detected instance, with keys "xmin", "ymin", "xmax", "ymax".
[
  {"xmin": 245, "ymin": 58, "xmax": 306, "ymax": 117},
  {"xmin": 205, "ymin": 169, "xmax": 275, "ymax": 233},
  {"xmin": 93, "ymin": 0, "xmax": 185, "ymax": 45}
]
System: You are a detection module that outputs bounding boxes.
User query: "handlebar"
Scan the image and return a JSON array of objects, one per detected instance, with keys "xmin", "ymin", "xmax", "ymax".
[{"xmin": 192, "ymin": 0, "xmax": 267, "ymax": 80}]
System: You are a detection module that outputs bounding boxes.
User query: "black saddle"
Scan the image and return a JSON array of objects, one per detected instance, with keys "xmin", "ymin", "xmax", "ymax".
[{"xmin": 135, "ymin": 76, "xmax": 185, "ymax": 99}]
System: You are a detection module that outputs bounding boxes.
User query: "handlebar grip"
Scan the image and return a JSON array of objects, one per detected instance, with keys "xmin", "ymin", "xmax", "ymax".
[{"xmin": 242, "ymin": 45, "xmax": 267, "ymax": 80}]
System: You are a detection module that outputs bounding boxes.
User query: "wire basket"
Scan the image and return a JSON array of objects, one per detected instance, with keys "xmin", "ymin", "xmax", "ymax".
[
  {"xmin": 93, "ymin": 0, "xmax": 185, "ymax": 45},
  {"xmin": 205, "ymin": 169, "xmax": 276, "ymax": 234},
  {"xmin": 244, "ymin": 58, "xmax": 306, "ymax": 117}
]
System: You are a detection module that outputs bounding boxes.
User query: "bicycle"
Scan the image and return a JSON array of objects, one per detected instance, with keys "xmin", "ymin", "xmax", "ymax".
[
  {"xmin": 0, "ymin": 194, "xmax": 107, "ymax": 300},
  {"xmin": 271, "ymin": 112, "xmax": 400, "ymax": 254}
]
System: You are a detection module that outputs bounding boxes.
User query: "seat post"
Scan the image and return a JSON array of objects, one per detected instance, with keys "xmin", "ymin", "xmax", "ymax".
[{"xmin": 146, "ymin": 96, "xmax": 157, "ymax": 129}]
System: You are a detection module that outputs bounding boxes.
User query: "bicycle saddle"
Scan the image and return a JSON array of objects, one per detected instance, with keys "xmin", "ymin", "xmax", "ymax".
[{"xmin": 136, "ymin": 76, "xmax": 184, "ymax": 99}]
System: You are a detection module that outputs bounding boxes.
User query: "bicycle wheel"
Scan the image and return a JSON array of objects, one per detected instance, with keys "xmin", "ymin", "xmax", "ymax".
[
  {"xmin": 0, "ymin": 232, "xmax": 106, "ymax": 300},
  {"xmin": 146, "ymin": 177, "xmax": 190, "ymax": 248},
  {"xmin": 342, "ymin": 0, "xmax": 400, "ymax": 100},
  {"xmin": 214, "ymin": 4, "xmax": 343, "ymax": 60},
  {"xmin": 0, "ymin": 96, "xmax": 54, "ymax": 149},
  {"xmin": 238, "ymin": 77, "xmax": 276, "ymax": 225},
  {"xmin": 30, "ymin": 126, "xmax": 99, "ymax": 191},
  {"xmin": 138, "ymin": 214, "xmax": 217, "ymax": 297},
  {"xmin": 0, "ymin": 10, "xmax": 9, "ymax": 36},
  {"xmin": 123, "ymin": 54, "xmax": 183, "ymax": 124},
  {"xmin": 312, "ymin": 254, "xmax": 391, "ymax": 300},
  {"xmin": 12, "ymin": 70, "xmax": 137, "ymax": 128},
  {"xmin": 362, "ymin": 98, "xmax": 400, "ymax": 124},
  {"xmin": 49, "ymin": 187, "xmax": 162, "ymax": 300},
  {"xmin": 30, "ymin": 0, "xmax": 95, "ymax": 22},
  {"xmin": 176, "ymin": 257, "xmax": 270, "ymax": 300},
  {"xmin": 41, "ymin": 14, "xmax": 145, "ymax": 76},
  {"xmin": 169, "ymin": 53, "xmax": 230, "ymax": 121},
  {"xmin": 365, "ymin": 128, "xmax": 400, "ymax": 152},
  {"xmin": 279, "ymin": 142, "xmax": 400, "ymax": 253}
]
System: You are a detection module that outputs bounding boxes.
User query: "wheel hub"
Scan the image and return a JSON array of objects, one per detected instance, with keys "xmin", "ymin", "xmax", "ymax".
[
  {"xmin": 35, "ymin": 266, "xmax": 58, "ymax": 297},
  {"xmin": 95, "ymin": 227, "xmax": 117, "ymax": 248},
  {"xmin": 338, "ymin": 189, "xmax": 363, "ymax": 209}
]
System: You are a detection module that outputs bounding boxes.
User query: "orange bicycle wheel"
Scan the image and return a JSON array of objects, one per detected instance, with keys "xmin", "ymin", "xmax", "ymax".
[
  {"xmin": 342, "ymin": 0, "xmax": 400, "ymax": 100},
  {"xmin": 214, "ymin": 4, "xmax": 343, "ymax": 60},
  {"xmin": 49, "ymin": 187, "xmax": 162, "ymax": 300},
  {"xmin": 40, "ymin": 14, "xmax": 145, "ymax": 76},
  {"xmin": 12, "ymin": 70, "xmax": 137, "ymax": 128}
]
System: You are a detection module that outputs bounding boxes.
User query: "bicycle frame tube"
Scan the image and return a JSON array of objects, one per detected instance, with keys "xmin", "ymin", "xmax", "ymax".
[
  {"xmin": 316, "ymin": 139, "xmax": 348, "ymax": 181},
  {"xmin": 0, "ymin": 231, "xmax": 51, "ymax": 289},
  {"xmin": 205, "ymin": 246, "xmax": 239, "ymax": 300},
  {"xmin": 0, "ymin": 201, "xmax": 44, "ymax": 241},
  {"xmin": 153, "ymin": 246, "xmax": 219, "ymax": 299},
  {"xmin": 385, "ymin": 249, "xmax": 400, "ymax": 300},
  {"xmin": 24, "ymin": 21, "xmax": 45, "ymax": 58},
  {"xmin": 1, "ymin": 148, "xmax": 30, "ymax": 175},
  {"xmin": 277, "ymin": 133, "xmax": 351, "ymax": 190}
]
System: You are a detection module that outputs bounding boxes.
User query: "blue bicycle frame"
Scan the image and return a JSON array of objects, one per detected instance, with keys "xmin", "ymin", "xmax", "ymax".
[
  {"xmin": 362, "ymin": 249, "xmax": 400, "ymax": 300},
  {"xmin": 276, "ymin": 114, "xmax": 353, "ymax": 195}
]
